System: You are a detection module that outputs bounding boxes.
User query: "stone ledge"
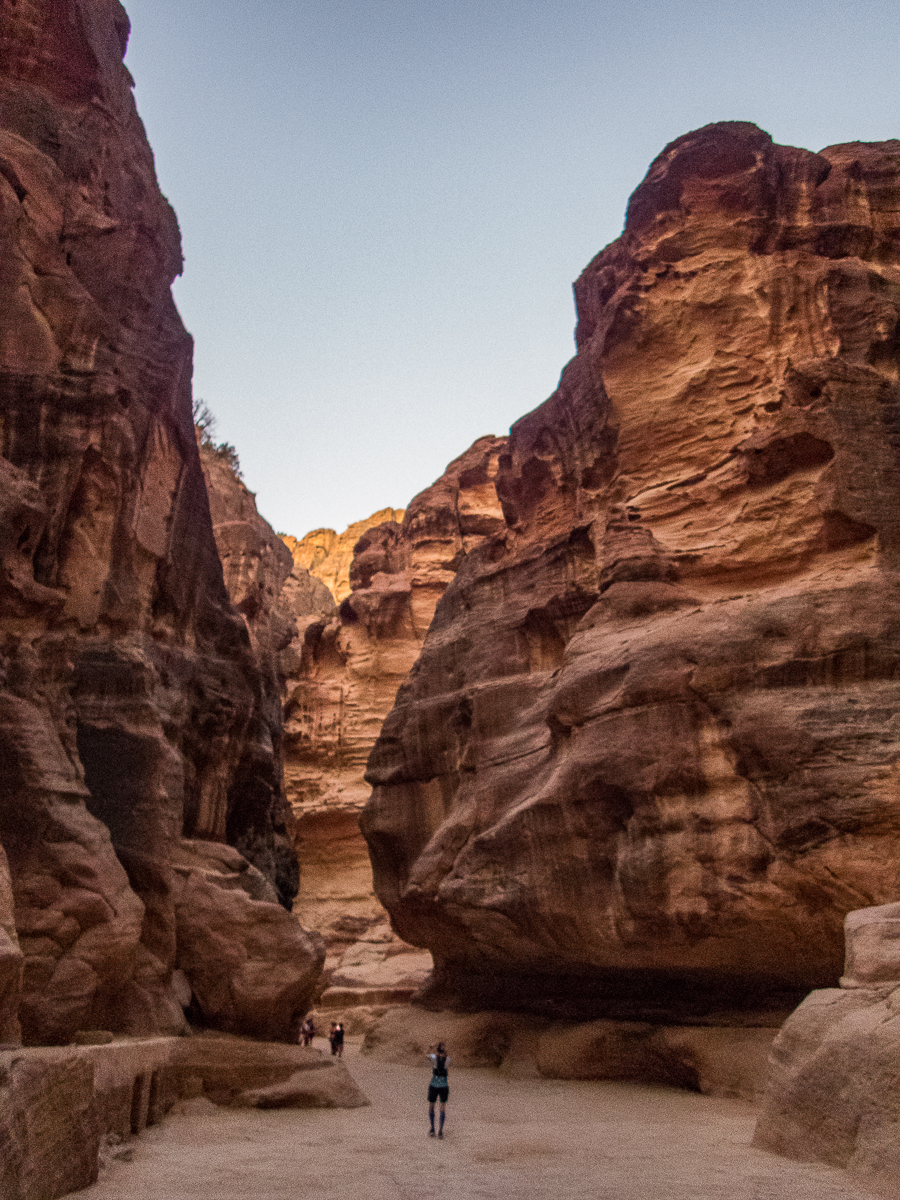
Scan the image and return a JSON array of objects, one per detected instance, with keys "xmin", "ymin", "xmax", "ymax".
[{"xmin": 0, "ymin": 1034, "xmax": 368, "ymax": 1200}]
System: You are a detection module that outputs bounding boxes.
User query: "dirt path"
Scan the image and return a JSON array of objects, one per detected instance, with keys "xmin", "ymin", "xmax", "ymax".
[{"xmin": 71, "ymin": 1041, "xmax": 875, "ymax": 1200}]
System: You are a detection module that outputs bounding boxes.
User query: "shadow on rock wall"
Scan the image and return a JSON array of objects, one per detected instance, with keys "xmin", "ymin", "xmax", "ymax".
[{"xmin": 0, "ymin": 0, "xmax": 321, "ymax": 1047}]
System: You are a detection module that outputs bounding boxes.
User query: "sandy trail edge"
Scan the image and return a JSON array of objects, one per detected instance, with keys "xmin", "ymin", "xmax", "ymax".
[{"xmin": 69, "ymin": 1040, "xmax": 876, "ymax": 1200}]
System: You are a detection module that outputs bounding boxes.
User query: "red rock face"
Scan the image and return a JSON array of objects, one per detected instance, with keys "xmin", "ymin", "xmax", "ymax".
[
  {"xmin": 363, "ymin": 123, "xmax": 900, "ymax": 1022},
  {"xmin": 0, "ymin": 0, "xmax": 320, "ymax": 1045},
  {"xmin": 284, "ymin": 437, "xmax": 506, "ymax": 999}
]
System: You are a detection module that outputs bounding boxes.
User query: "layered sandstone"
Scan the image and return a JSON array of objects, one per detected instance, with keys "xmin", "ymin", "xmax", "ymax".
[
  {"xmin": 0, "ymin": 0, "xmax": 321, "ymax": 1046},
  {"xmin": 363, "ymin": 123, "xmax": 900, "ymax": 1023},
  {"xmin": 284, "ymin": 438, "xmax": 506, "ymax": 997},
  {"xmin": 361, "ymin": 1003, "xmax": 774, "ymax": 1100}
]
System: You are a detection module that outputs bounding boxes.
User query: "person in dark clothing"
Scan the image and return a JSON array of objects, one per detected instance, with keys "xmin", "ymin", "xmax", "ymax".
[
  {"xmin": 426, "ymin": 1042, "xmax": 450, "ymax": 1138},
  {"xmin": 331, "ymin": 1021, "xmax": 344, "ymax": 1058}
]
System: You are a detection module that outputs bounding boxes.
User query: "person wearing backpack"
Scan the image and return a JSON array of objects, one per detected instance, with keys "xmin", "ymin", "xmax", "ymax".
[{"xmin": 426, "ymin": 1042, "xmax": 450, "ymax": 1138}]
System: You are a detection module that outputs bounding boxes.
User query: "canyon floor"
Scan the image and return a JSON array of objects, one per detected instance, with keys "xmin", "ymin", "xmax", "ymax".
[{"xmin": 69, "ymin": 1038, "xmax": 875, "ymax": 1200}]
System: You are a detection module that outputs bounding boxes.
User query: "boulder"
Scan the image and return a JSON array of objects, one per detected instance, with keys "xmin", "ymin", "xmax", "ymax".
[
  {"xmin": 0, "ymin": 0, "xmax": 320, "ymax": 1044},
  {"xmin": 754, "ymin": 901, "xmax": 900, "ymax": 1193},
  {"xmin": 173, "ymin": 840, "xmax": 324, "ymax": 1041},
  {"xmin": 840, "ymin": 902, "xmax": 900, "ymax": 988}
]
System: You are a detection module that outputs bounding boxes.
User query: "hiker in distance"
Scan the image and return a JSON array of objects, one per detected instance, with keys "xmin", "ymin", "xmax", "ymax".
[{"xmin": 427, "ymin": 1042, "xmax": 450, "ymax": 1138}]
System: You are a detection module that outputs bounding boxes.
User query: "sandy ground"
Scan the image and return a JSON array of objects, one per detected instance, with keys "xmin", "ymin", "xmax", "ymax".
[{"xmin": 70, "ymin": 1040, "xmax": 875, "ymax": 1200}]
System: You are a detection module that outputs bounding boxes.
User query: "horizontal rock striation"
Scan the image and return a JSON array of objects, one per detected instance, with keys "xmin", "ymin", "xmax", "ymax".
[
  {"xmin": 363, "ymin": 123, "xmax": 900, "ymax": 1023},
  {"xmin": 0, "ymin": 0, "xmax": 321, "ymax": 1045}
]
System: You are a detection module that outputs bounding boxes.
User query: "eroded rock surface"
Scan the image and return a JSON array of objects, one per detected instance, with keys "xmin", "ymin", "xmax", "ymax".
[
  {"xmin": 284, "ymin": 438, "xmax": 506, "ymax": 999},
  {"xmin": 0, "ymin": 1034, "xmax": 368, "ymax": 1199},
  {"xmin": 363, "ymin": 123, "xmax": 900, "ymax": 1022},
  {"xmin": 283, "ymin": 508, "xmax": 405, "ymax": 603},
  {"xmin": 754, "ymin": 903, "xmax": 900, "ymax": 1194},
  {"xmin": 0, "ymin": 0, "xmax": 320, "ymax": 1045},
  {"xmin": 360, "ymin": 1003, "xmax": 774, "ymax": 1100}
]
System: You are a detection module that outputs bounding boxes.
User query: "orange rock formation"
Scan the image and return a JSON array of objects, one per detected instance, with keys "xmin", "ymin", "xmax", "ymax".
[
  {"xmin": 283, "ymin": 508, "xmax": 405, "ymax": 603},
  {"xmin": 363, "ymin": 123, "xmax": 900, "ymax": 1022},
  {"xmin": 0, "ymin": 0, "xmax": 321, "ymax": 1046},
  {"xmin": 283, "ymin": 437, "xmax": 506, "ymax": 1000}
]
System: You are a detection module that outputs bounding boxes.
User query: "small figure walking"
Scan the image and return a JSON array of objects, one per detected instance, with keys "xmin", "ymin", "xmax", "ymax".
[
  {"xmin": 301, "ymin": 1017, "xmax": 315, "ymax": 1047},
  {"xmin": 329, "ymin": 1021, "xmax": 344, "ymax": 1058},
  {"xmin": 426, "ymin": 1042, "xmax": 449, "ymax": 1138}
]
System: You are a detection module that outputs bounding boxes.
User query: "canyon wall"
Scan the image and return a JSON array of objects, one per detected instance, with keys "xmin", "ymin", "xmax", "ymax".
[
  {"xmin": 283, "ymin": 438, "xmax": 506, "ymax": 1000},
  {"xmin": 0, "ymin": 0, "xmax": 321, "ymax": 1046},
  {"xmin": 363, "ymin": 123, "xmax": 900, "ymax": 1023}
]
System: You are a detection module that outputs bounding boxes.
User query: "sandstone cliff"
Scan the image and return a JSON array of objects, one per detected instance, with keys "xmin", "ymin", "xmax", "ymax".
[
  {"xmin": 283, "ymin": 508, "xmax": 405, "ymax": 603},
  {"xmin": 0, "ymin": 0, "xmax": 321, "ymax": 1046},
  {"xmin": 283, "ymin": 437, "xmax": 506, "ymax": 1000},
  {"xmin": 754, "ymin": 903, "xmax": 900, "ymax": 1192},
  {"xmin": 363, "ymin": 123, "xmax": 900, "ymax": 1023}
]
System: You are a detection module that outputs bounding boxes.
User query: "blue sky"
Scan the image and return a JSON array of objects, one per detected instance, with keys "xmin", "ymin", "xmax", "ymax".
[{"xmin": 124, "ymin": 0, "xmax": 899, "ymax": 537}]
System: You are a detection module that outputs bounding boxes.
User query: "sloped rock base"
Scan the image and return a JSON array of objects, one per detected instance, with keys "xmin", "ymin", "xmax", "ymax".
[{"xmin": 360, "ymin": 1004, "xmax": 775, "ymax": 1100}]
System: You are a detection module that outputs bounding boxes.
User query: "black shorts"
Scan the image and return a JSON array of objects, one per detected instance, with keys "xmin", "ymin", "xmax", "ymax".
[{"xmin": 428, "ymin": 1084, "xmax": 449, "ymax": 1103}]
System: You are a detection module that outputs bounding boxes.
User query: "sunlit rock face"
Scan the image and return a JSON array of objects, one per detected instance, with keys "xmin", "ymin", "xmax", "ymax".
[
  {"xmin": 284, "ymin": 437, "xmax": 506, "ymax": 993},
  {"xmin": 0, "ymin": 0, "xmax": 320, "ymax": 1045},
  {"xmin": 283, "ymin": 508, "xmax": 406, "ymax": 604},
  {"xmin": 363, "ymin": 123, "xmax": 900, "ymax": 1023}
]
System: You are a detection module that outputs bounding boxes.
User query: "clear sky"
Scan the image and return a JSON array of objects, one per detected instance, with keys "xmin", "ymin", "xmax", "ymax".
[{"xmin": 123, "ymin": 0, "xmax": 899, "ymax": 538}]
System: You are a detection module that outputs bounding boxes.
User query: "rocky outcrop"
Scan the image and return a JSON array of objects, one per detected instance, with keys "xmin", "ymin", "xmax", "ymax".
[
  {"xmin": 0, "ymin": 0, "xmax": 321, "ymax": 1046},
  {"xmin": 197, "ymin": 438, "xmax": 329, "ymax": 895},
  {"xmin": 284, "ymin": 437, "xmax": 506, "ymax": 998},
  {"xmin": 363, "ymin": 123, "xmax": 900, "ymax": 1024},
  {"xmin": 283, "ymin": 508, "xmax": 405, "ymax": 603},
  {"xmin": 754, "ymin": 903, "xmax": 900, "ymax": 1194},
  {"xmin": 361, "ymin": 1003, "xmax": 774, "ymax": 1100},
  {"xmin": 0, "ymin": 1035, "xmax": 367, "ymax": 1199}
]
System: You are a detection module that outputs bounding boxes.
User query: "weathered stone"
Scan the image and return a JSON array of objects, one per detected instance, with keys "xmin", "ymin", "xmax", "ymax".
[
  {"xmin": 753, "ymin": 901, "xmax": 900, "ymax": 1191},
  {"xmin": 0, "ymin": 0, "xmax": 320, "ymax": 1045},
  {"xmin": 197, "ymin": 443, "xmax": 303, "ymax": 900},
  {"xmin": 235, "ymin": 1064, "xmax": 368, "ymax": 1109},
  {"xmin": 173, "ymin": 839, "xmax": 324, "ymax": 1041},
  {"xmin": 283, "ymin": 437, "xmax": 506, "ymax": 1002},
  {"xmin": 0, "ymin": 842, "xmax": 23, "ymax": 1044},
  {"xmin": 360, "ymin": 1004, "xmax": 773, "ymax": 1099},
  {"xmin": 172, "ymin": 1035, "xmax": 367, "ymax": 1108},
  {"xmin": 283, "ymin": 509, "xmax": 405, "ymax": 604},
  {"xmin": 363, "ymin": 124, "xmax": 900, "ymax": 1023},
  {"xmin": 0, "ymin": 1056, "xmax": 100, "ymax": 1200},
  {"xmin": 753, "ymin": 987, "xmax": 900, "ymax": 1191},
  {"xmin": 840, "ymin": 901, "xmax": 900, "ymax": 988},
  {"xmin": 0, "ymin": 1033, "xmax": 369, "ymax": 1199}
]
